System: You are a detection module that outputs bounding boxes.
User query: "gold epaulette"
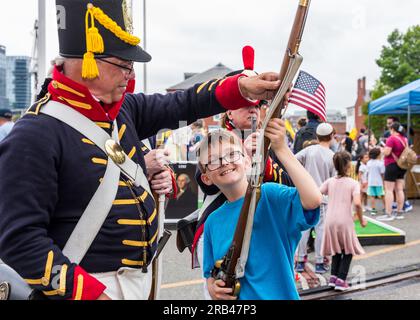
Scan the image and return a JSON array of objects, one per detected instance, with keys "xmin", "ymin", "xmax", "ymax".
[{"xmin": 25, "ymin": 93, "xmax": 52, "ymax": 116}]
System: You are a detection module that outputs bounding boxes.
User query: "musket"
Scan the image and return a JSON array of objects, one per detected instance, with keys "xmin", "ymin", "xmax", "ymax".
[
  {"xmin": 211, "ymin": 0, "xmax": 311, "ymax": 296},
  {"xmin": 149, "ymin": 183, "xmax": 172, "ymax": 300}
]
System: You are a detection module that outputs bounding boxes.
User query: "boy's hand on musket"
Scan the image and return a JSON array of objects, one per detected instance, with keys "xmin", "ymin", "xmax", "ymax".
[
  {"xmin": 207, "ymin": 278, "xmax": 237, "ymax": 300},
  {"xmin": 265, "ymin": 119, "xmax": 287, "ymax": 153},
  {"xmin": 239, "ymin": 72, "xmax": 280, "ymax": 101}
]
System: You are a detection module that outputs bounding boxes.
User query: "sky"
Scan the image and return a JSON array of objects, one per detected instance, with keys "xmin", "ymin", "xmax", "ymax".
[{"xmin": 0, "ymin": 0, "xmax": 419, "ymax": 113}]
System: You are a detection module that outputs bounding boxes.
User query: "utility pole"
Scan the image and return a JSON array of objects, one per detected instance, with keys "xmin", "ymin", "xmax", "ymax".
[
  {"xmin": 37, "ymin": 0, "xmax": 47, "ymax": 94},
  {"xmin": 30, "ymin": 20, "xmax": 39, "ymax": 103}
]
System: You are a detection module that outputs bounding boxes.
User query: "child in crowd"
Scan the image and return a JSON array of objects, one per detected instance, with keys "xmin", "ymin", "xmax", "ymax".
[
  {"xmin": 356, "ymin": 153, "xmax": 369, "ymax": 211},
  {"xmin": 320, "ymin": 151, "xmax": 367, "ymax": 291},
  {"xmin": 366, "ymin": 148, "xmax": 386, "ymax": 215},
  {"xmin": 199, "ymin": 119, "xmax": 322, "ymax": 300}
]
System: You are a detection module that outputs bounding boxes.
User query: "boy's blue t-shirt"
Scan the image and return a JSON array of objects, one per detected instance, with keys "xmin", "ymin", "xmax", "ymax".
[{"xmin": 203, "ymin": 183, "xmax": 319, "ymax": 300}]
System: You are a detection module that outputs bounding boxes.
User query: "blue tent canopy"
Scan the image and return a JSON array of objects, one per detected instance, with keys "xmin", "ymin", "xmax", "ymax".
[{"xmin": 369, "ymin": 79, "xmax": 420, "ymax": 115}]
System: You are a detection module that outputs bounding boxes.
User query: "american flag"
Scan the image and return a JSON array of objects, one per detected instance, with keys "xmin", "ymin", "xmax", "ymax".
[{"xmin": 289, "ymin": 71, "xmax": 327, "ymax": 122}]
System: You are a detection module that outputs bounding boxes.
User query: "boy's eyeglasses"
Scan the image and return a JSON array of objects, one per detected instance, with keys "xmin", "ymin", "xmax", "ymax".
[
  {"xmin": 97, "ymin": 58, "xmax": 135, "ymax": 75},
  {"xmin": 205, "ymin": 150, "xmax": 244, "ymax": 172}
]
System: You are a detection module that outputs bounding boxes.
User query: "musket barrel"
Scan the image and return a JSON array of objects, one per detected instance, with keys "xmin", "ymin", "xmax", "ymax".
[
  {"xmin": 263, "ymin": 0, "xmax": 311, "ymax": 167},
  {"xmin": 279, "ymin": 0, "xmax": 311, "ymax": 81}
]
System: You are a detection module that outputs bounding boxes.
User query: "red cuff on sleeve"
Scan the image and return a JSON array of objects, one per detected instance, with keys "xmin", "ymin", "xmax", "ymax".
[
  {"xmin": 215, "ymin": 74, "xmax": 259, "ymax": 110},
  {"xmin": 71, "ymin": 266, "xmax": 106, "ymax": 300},
  {"xmin": 263, "ymin": 157, "xmax": 274, "ymax": 182}
]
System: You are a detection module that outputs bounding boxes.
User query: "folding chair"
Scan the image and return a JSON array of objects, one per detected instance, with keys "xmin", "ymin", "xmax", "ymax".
[{"xmin": 410, "ymin": 165, "xmax": 420, "ymax": 204}]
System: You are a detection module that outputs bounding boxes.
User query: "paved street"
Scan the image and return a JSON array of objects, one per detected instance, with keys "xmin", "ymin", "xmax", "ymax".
[
  {"xmin": 346, "ymin": 279, "xmax": 420, "ymax": 300},
  {"xmin": 159, "ymin": 201, "xmax": 420, "ymax": 300}
]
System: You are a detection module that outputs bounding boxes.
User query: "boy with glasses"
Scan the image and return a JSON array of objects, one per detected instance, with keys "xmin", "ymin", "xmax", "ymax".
[{"xmin": 199, "ymin": 119, "xmax": 322, "ymax": 300}]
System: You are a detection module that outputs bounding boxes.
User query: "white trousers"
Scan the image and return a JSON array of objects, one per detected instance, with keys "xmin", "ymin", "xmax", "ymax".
[
  {"xmin": 297, "ymin": 203, "xmax": 326, "ymax": 264},
  {"xmin": 93, "ymin": 265, "xmax": 155, "ymax": 300}
]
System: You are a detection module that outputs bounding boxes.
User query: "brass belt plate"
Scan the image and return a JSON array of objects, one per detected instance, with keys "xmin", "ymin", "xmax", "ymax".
[{"xmin": 105, "ymin": 139, "xmax": 126, "ymax": 165}]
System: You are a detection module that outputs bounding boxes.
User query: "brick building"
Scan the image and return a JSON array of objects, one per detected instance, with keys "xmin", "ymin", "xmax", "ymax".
[{"xmin": 347, "ymin": 77, "xmax": 371, "ymax": 132}]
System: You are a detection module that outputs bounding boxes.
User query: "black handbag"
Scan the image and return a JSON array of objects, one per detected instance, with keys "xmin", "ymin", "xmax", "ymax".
[{"xmin": 176, "ymin": 209, "xmax": 199, "ymax": 253}]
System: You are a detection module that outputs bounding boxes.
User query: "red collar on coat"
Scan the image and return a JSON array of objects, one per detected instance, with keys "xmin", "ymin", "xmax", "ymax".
[{"xmin": 48, "ymin": 66, "xmax": 135, "ymax": 122}]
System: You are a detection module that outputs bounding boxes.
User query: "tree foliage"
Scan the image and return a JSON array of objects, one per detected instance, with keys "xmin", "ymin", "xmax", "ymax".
[
  {"xmin": 377, "ymin": 26, "xmax": 420, "ymax": 89},
  {"xmin": 365, "ymin": 25, "xmax": 420, "ymax": 136}
]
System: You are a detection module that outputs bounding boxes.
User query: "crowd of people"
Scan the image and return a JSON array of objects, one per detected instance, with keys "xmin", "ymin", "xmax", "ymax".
[
  {"xmin": 288, "ymin": 112, "xmax": 366, "ymax": 291},
  {"xmin": 192, "ymin": 109, "xmax": 416, "ymax": 298},
  {"xmin": 290, "ymin": 113, "xmax": 414, "ymax": 290},
  {"xmin": 354, "ymin": 117, "xmax": 414, "ymax": 221},
  {"xmin": 1, "ymin": 101, "xmax": 415, "ymax": 298},
  {"xmin": 1, "ymin": 90, "xmax": 416, "ymax": 292}
]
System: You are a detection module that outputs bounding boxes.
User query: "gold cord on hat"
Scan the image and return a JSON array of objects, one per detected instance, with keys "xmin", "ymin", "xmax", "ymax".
[{"xmin": 82, "ymin": 3, "xmax": 141, "ymax": 79}]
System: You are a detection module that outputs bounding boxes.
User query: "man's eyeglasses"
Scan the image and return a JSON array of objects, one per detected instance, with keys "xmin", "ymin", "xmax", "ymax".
[
  {"xmin": 97, "ymin": 58, "xmax": 134, "ymax": 75},
  {"xmin": 205, "ymin": 150, "xmax": 244, "ymax": 172}
]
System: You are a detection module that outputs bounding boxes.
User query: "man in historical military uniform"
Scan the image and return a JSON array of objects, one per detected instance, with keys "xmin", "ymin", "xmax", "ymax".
[{"xmin": 0, "ymin": 0, "xmax": 280, "ymax": 300}]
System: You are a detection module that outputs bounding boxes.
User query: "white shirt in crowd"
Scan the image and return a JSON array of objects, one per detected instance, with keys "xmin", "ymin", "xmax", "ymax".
[
  {"xmin": 366, "ymin": 159, "xmax": 385, "ymax": 187},
  {"xmin": 295, "ymin": 144, "xmax": 336, "ymax": 187},
  {"xmin": 359, "ymin": 163, "xmax": 368, "ymax": 184}
]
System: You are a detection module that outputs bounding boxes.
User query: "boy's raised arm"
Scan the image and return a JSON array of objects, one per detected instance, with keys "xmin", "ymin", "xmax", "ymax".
[{"xmin": 265, "ymin": 119, "xmax": 322, "ymax": 210}]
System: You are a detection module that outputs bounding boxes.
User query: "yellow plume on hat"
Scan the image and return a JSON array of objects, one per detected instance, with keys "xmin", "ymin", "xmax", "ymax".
[{"xmin": 82, "ymin": 3, "xmax": 141, "ymax": 79}]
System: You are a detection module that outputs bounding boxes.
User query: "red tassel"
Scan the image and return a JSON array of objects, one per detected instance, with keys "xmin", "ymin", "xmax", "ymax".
[{"xmin": 242, "ymin": 45, "xmax": 255, "ymax": 71}]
